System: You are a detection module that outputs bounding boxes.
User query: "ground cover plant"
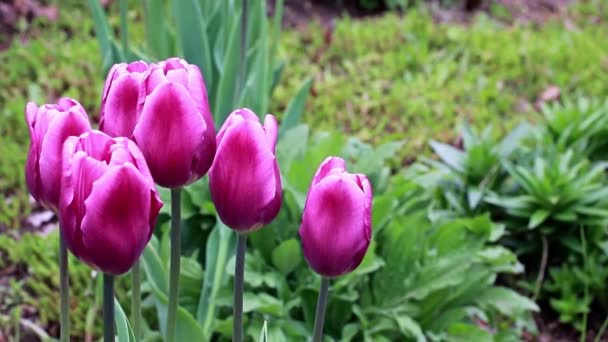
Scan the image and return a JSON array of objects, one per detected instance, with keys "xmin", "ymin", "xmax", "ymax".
[{"xmin": 1, "ymin": 0, "xmax": 607, "ymax": 340}]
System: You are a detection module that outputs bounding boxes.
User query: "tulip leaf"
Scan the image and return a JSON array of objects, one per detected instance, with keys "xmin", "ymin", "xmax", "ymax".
[
  {"xmin": 86, "ymin": 0, "xmax": 118, "ymax": 72},
  {"xmin": 213, "ymin": 12, "xmax": 240, "ymax": 125},
  {"xmin": 271, "ymin": 239, "xmax": 302, "ymax": 275},
  {"xmin": 149, "ymin": 284, "xmax": 206, "ymax": 341},
  {"xmin": 114, "ymin": 297, "xmax": 136, "ymax": 342},
  {"xmin": 172, "ymin": 0, "xmax": 213, "ymax": 86},
  {"xmin": 197, "ymin": 220, "xmax": 236, "ymax": 338},
  {"xmin": 279, "ymin": 78, "xmax": 313, "ymax": 137},
  {"xmin": 143, "ymin": 0, "xmax": 170, "ymax": 59},
  {"xmin": 141, "ymin": 236, "xmax": 168, "ymax": 296}
]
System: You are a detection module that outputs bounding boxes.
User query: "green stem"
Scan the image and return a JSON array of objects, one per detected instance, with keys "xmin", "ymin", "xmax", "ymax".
[
  {"xmin": 167, "ymin": 188, "xmax": 182, "ymax": 342},
  {"xmin": 594, "ymin": 315, "xmax": 608, "ymax": 342},
  {"xmin": 312, "ymin": 277, "xmax": 330, "ymax": 342},
  {"xmin": 119, "ymin": 0, "xmax": 129, "ymax": 56},
  {"xmin": 131, "ymin": 260, "xmax": 141, "ymax": 341},
  {"xmin": 59, "ymin": 233, "xmax": 69, "ymax": 342},
  {"xmin": 233, "ymin": 234, "xmax": 247, "ymax": 342},
  {"xmin": 103, "ymin": 274, "xmax": 115, "ymax": 342}
]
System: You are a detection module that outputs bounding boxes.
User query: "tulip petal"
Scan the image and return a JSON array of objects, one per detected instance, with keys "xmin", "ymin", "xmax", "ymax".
[
  {"xmin": 80, "ymin": 164, "xmax": 153, "ymax": 275},
  {"xmin": 299, "ymin": 175, "xmax": 369, "ymax": 277},
  {"xmin": 60, "ymin": 150, "xmax": 108, "ymax": 260},
  {"xmin": 263, "ymin": 115, "xmax": 278, "ymax": 152},
  {"xmin": 312, "ymin": 157, "xmax": 346, "ymax": 186},
  {"xmin": 210, "ymin": 120, "xmax": 277, "ymax": 230},
  {"xmin": 134, "ymin": 82, "xmax": 206, "ymax": 187},
  {"xmin": 37, "ymin": 110, "xmax": 91, "ymax": 208},
  {"xmin": 100, "ymin": 72, "xmax": 144, "ymax": 137}
]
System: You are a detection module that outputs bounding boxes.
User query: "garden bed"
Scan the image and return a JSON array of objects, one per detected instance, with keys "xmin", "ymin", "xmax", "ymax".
[{"xmin": 1, "ymin": 0, "xmax": 608, "ymax": 340}]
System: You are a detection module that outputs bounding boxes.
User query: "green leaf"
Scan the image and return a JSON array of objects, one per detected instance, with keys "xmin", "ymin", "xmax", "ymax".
[
  {"xmin": 271, "ymin": 239, "xmax": 302, "ymax": 274},
  {"xmin": 87, "ymin": 0, "xmax": 117, "ymax": 72},
  {"xmin": 141, "ymin": 236, "xmax": 168, "ymax": 296},
  {"xmin": 114, "ymin": 297, "xmax": 136, "ymax": 342},
  {"xmin": 172, "ymin": 0, "xmax": 213, "ymax": 86},
  {"xmin": 278, "ymin": 78, "xmax": 313, "ymax": 137},
  {"xmin": 430, "ymin": 141, "xmax": 465, "ymax": 172},
  {"xmin": 149, "ymin": 285, "xmax": 206, "ymax": 341},
  {"xmin": 394, "ymin": 314, "xmax": 426, "ymax": 342},
  {"xmin": 528, "ymin": 209, "xmax": 551, "ymax": 229},
  {"xmin": 213, "ymin": 10, "xmax": 240, "ymax": 125},
  {"xmin": 197, "ymin": 221, "xmax": 236, "ymax": 338},
  {"xmin": 143, "ymin": 0, "xmax": 170, "ymax": 58},
  {"xmin": 477, "ymin": 286, "xmax": 539, "ymax": 316},
  {"xmin": 259, "ymin": 321, "xmax": 268, "ymax": 342}
]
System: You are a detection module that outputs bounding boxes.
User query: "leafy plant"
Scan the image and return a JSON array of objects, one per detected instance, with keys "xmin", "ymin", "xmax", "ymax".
[
  {"xmin": 415, "ymin": 123, "xmax": 530, "ymax": 218},
  {"xmin": 486, "ymin": 149, "xmax": 608, "ymax": 230},
  {"xmin": 539, "ymin": 97, "xmax": 608, "ymax": 158}
]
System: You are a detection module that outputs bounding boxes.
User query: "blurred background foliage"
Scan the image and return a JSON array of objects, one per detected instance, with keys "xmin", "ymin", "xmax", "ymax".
[{"xmin": 1, "ymin": 0, "xmax": 608, "ymax": 340}]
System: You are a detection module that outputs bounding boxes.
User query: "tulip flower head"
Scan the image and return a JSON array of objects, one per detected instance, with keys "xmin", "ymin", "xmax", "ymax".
[
  {"xmin": 299, "ymin": 157, "xmax": 372, "ymax": 277},
  {"xmin": 99, "ymin": 61, "xmax": 150, "ymax": 138},
  {"xmin": 59, "ymin": 131, "xmax": 163, "ymax": 275},
  {"xmin": 25, "ymin": 98, "xmax": 92, "ymax": 210},
  {"xmin": 100, "ymin": 58, "xmax": 216, "ymax": 188},
  {"xmin": 209, "ymin": 109, "xmax": 282, "ymax": 232}
]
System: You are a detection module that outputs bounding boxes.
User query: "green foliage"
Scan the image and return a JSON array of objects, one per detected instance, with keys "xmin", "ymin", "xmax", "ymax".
[
  {"xmin": 0, "ymin": 231, "xmax": 129, "ymax": 339},
  {"xmin": 421, "ymin": 95, "xmax": 608, "ymax": 333},
  {"xmin": 140, "ymin": 125, "xmax": 535, "ymax": 341},
  {"xmin": 275, "ymin": 7, "xmax": 608, "ymax": 159},
  {"xmin": 416, "ymin": 123, "xmax": 530, "ymax": 218},
  {"xmin": 88, "ymin": 0, "xmax": 310, "ymax": 126}
]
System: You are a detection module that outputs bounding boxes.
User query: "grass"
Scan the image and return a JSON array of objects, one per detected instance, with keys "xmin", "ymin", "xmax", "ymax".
[{"xmin": 273, "ymin": 1, "xmax": 608, "ymax": 159}]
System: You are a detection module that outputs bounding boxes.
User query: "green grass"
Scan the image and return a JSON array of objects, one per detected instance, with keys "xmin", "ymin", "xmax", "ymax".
[{"xmin": 273, "ymin": 2, "xmax": 608, "ymax": 158}]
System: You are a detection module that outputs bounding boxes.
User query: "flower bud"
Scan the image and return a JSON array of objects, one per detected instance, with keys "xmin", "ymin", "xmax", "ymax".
[
  {"xmin": 59, "ymin": 131, "xmax": 163, "ymax": 275},
  {"xmin": 299, "ymin": 157, "xmax": 372, "ymax": 277},
  {"xmin": 25, "ymin": 98, "xmax": 91, "ymax": 210},
  {"xmin": 209, "ymin": 109, "xmax": 282, "ymax": 231}
]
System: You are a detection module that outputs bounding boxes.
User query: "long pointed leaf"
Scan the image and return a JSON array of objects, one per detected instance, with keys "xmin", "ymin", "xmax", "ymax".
[
  {"xmin": 172, "ymin": 0, "xmax": 213, "ymax": 86},
  {"xmin": 278, "ymin": 78, "xmax": 313, "ymax": 137}
]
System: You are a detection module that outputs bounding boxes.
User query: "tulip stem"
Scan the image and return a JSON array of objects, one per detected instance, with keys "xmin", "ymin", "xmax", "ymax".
[
  {"xmin": 103, "ymin": 273, "xmax": 115, "ymax": 342},
  {"xmin": 131, "ymin": 260, "xmax": 142, "ymax": 341},
  {"xmin": 233, "ymin": 233, "xmax": 247, "ymax": 342},
  {"xmin": 59, "ymin": 234, "xmax": 69, "ymax": 342},
  {"xmin": 167, "ymin": 188, "xmax": 182, "ymax": 342},
  {"xmin": 312, "ymin": 277, "xmax": 330, "ymax": 342}
]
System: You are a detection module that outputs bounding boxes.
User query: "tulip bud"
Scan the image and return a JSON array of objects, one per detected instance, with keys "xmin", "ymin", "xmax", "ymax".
[
  {"xmin": 299, "ymin": 157, "xmax": 372, "ymax": 277},
  {"xmin": 99, "ymin": 61, "xmax": 150, "ymax": 138},
  {"xmin": 25, "ymin": 98, "xmax": 91, "ymax": 210},
  {"xmin": 132, "ymin": 58, "xmax": 216, "ymax": 188},
  {"xmin": 209, "ymin": 109, "xmax": 282, "ymax": 232},
  {"xmin": 59, "ymin": 131, "xmax": 163, "ymax": 275}
]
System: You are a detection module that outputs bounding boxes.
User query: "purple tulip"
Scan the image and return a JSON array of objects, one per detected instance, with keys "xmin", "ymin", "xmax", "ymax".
[
  {"xmin": 100, "ymin": 58, "xmax": 216, "ymax": 188},
  {"xmin": 25, "ymin": 98, "xmax": 91, "ymax": 210},
  {"xmin": 299, "ymin": 157, "xmax": 372, "ymax": 277},
  {"xmin": 99, "ymin": 61, "xmax": 150, "ymax": 137},
  {"xmin": 59, "ymin": 130, "xmax": 163, "ymax": 275},
  {"xmin": 136, "ymin": 58, "xmax": 216, "ymax": 188},
  {"xmin": 209, "ymin": 109, "xmax": 282, "ymax": 232}
]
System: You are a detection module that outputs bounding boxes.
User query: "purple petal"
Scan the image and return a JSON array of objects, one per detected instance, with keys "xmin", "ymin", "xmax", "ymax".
[
  {"xmin": 134, "ymin": 82, "xmax": 207, "ymax": 188},
  {"xmin": 80, "ymin": 164, "xmax": 154, "ymax": 275},
  {"xmin": 100, "ymin": 70, "xmax": 145, "ymax": 137},
  {"xmin": 299, "ymin": 175, "xmax": 370, "ymax": 277},
  {"xmin": 209, "ymin": 120, "xmax": 278, "ymax": 231}
]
